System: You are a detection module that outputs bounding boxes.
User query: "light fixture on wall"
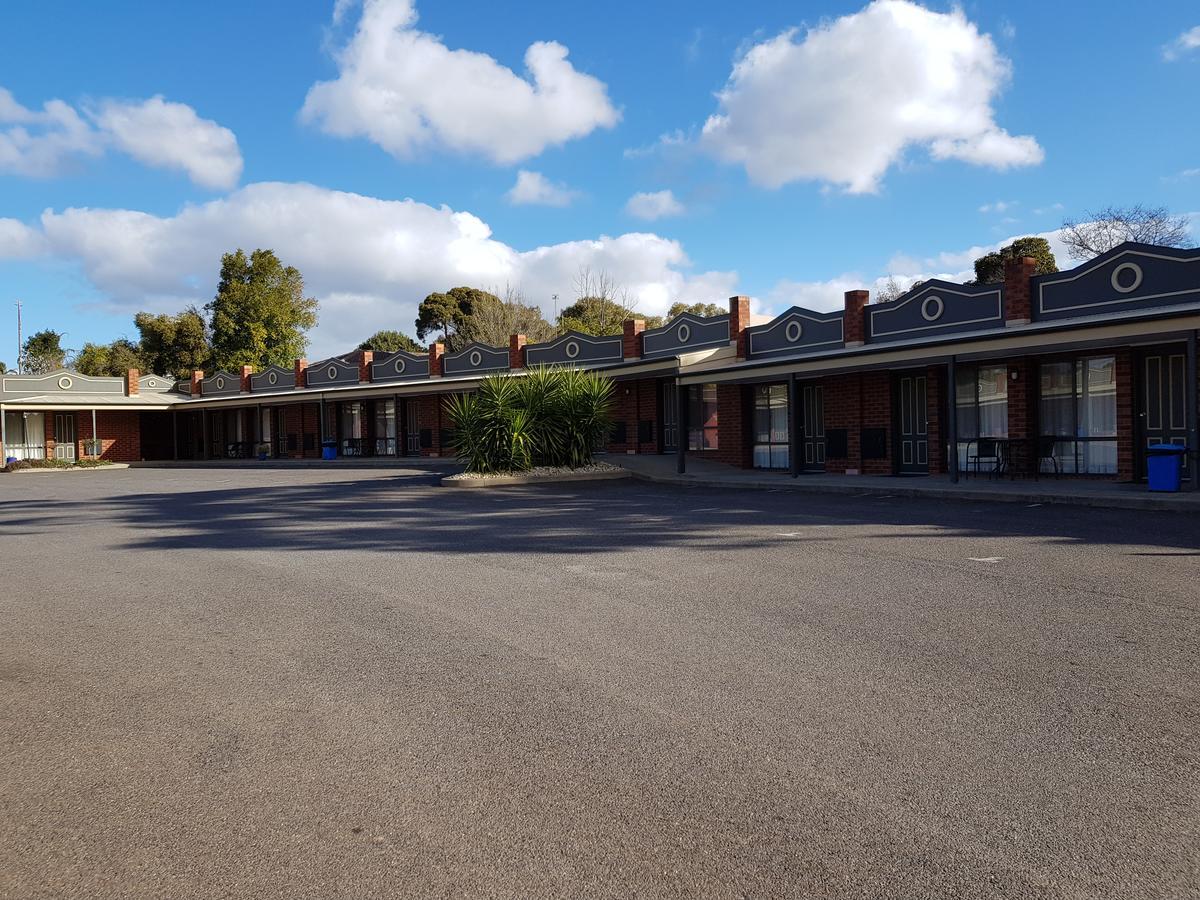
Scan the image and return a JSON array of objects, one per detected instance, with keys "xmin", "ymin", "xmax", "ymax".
[{"xmin": 1010, "ymin": 369, "xmax": 1019, "ymax": 381}]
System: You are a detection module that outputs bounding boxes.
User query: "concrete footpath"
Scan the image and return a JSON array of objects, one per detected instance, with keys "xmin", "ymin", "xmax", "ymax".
[{"xmin": 614, "ymin": 454, "xmax": 1200, "ymax": 512}]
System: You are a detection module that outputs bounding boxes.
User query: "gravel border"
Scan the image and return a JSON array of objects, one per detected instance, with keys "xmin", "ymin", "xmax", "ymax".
[{"xmin": 442, "ymin": 462, "xmax": 631, "ymax": 488}]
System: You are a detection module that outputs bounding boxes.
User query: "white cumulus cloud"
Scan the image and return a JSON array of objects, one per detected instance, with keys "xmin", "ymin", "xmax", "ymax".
[
  {"xmin": 301, "ymin": 0, "xmax": 620, "ymax": 165},
  {"xmin": 699, "ymin": 0, "xmax": 1043, "ymax": 192},
  {"xmin": 0, "ymin": 88, "xmax": 101, "ymax": 177},
  {"xmin": 91, "ymin": 96, "xmax": 242, "ymax": 190},
  {"xmin": 625, "ymin": 190, "xmax": 685, "ymax": 221},
  {"xmin": 0, "ymin": 86, "xmax": 242, "ymax": 188},
  {"xmin": 1163, "ymin": 26, "xmax": 1200, "ymax": 61},
  {"xmin": 0, "ymin": 217, "xmax": 47, "ymax": 259},
  {"xmin": 28, "ymin": 182, "xmax": 735, "ymax": 357},
  {"xmin": 505, "ymin": 170, "xmax": 578, "ymax": 207}
]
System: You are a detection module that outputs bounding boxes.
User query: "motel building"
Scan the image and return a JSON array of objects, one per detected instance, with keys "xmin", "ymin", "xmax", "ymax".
[{"xmin": 2, "ymin": 242, "xmax": 1198, "ymax": 491}]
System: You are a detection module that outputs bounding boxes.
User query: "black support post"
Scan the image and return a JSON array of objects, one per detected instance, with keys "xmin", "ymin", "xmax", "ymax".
[
  {"xmin": 676, "ymin": 382, "xmax": 688, "ymax": 474},
  {"xmin": 1187, "ymin": 330, "xmax": 1198, "ymax": 491},
  {"xmin": 200, "ymin": 410, "xmax": 210, "ymax": 460},
  {"xmin": 171, "ymin": 410, "xmax": 178, "ymax": 461},
  {"xmin": 788, "ymin": 374, "xmax": 800, "ymax": 478},
  {"xmin": 947, "ymin": 356, "xmax": 959, "ymax": 484}
]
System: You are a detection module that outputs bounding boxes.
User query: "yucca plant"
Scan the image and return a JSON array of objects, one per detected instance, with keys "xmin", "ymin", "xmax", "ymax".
[{"xmin": 447, "ymin": 366, "xmax": 614, "ymax": 474}]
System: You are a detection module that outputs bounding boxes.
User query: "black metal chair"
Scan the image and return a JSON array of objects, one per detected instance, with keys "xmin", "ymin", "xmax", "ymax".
[
  {"xmin": 967, "ymin": 438, "xmax": 1001, "ymax": 479},
  {"xmin": 1037, "ymin": 436, "xmax": 1061, "ymax": 479}
]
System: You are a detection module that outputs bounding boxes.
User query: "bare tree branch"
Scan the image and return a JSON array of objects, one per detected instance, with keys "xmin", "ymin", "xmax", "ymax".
[{"xmin": 1059, "ymin": 205, "xmax": 1192, "ymax": 260}]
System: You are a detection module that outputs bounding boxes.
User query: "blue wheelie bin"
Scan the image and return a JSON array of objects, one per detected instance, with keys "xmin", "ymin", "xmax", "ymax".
[
  {"xmin": 1146, "ymin": 443, "xmax": 1185, "ymax": 492},
  {"xmin": 321, "ymin": 439, "xmax": 337, "ymax": 461}
]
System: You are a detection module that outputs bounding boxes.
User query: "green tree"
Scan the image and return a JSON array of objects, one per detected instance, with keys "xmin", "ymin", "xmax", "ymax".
[
  {"xmin": 667, "ymin": 301, "xmax": 725, "ymax": 319},
  {"xmin": 135, "ymin": 308, "xmax": 210, "ymax": 378},
  {"xmin": 21, "ymin": 329, "xmax": 68, "ymax": 374},
  {"xmin": 557, "ymin": 296, "xmax": 662, "ymax": 335},
  {"xmin": 971, "ymin": 237, "xmax": 1058, "ymax": 284},
  {"xmin": 73, "ymin": 339, "xmax": 144, "ymax": 377},
  {"xmin": 414, "ymin": 286, "xmax": 497, "ymax": 350},
  {"xmin": 357, "ymin": 329, "xmax": 423, "ymax": 353},
  {"xmin": 0, "ymin": 361, "xmax": 7, "ymax": 374},
  {"xmin": 206, "ymin": 249, "xmax": 318, "ymax": 371}
]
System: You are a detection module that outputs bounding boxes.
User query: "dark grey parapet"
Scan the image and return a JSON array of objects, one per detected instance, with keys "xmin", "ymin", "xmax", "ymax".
[
  {"xmin": 747, "ymin": 307, "xmax": 844, "ymax": 359},
  {"xmin": 305, "ymin": 356, "xmax": 360, "ymax": 387},
  {"xmin": 642, "ymin": 313, "xmax": 730, "ymax": 360},
  {"xmin": 1034, "ymin": 242, "xmax": 1200, "ymax": 322},
  {"xmin": 525, "ymin": 331, "xmax": 622, "ymax": 366},
  {"xmin": 250, "ymin": 365, "xmax": 293, "ymax": 392},
  {"xmin": 200, "ymin": 371, "xmax": 242, "ymax": 396},
  {"xmin": 0, "ymin": 370, "xmax": 125, "ymax": 401},
  {"xmin": 370, "ymin": 350, "xmax": 430, "ymax": 383},
  {"xmin": 137, "ymin": 373, "xmax": 174, "ymax": 393},
  {"xmin": 442, "ymin": 342, "xmax": 509, "ymax": 376},
  {"xmin": 867, "ymin": 280, "xmax": 1003, "ymax": 344}
]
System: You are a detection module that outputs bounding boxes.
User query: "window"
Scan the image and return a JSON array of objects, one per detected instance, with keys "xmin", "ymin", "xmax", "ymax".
[
  {"xmin": 1039, "ymin": 356, "xmax": 1117, "ymax": 474},
  {"xmin": 340, "ymin": 402, "xmax": 366, "ymax": 455},
  {"xmin": 3, "ymin": 411, "xmax": 46, "ymax": 460},
  {"xmin": 752, "ymin": 383, "xmax": 789, "ymax": 469},
  {"xmin": 374, "ymin": 400, "xmax": 396, "ymax": 456},
  {"xmin": 687, "ymin": 384, "xmax": 719, "ymax": 451},
  {"xmin": 954, "ymin": 365, "xmax": 1008, "ymax": 470}
]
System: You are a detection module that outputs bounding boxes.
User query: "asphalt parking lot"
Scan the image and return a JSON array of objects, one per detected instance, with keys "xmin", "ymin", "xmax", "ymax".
[{"xmin": 2, "ymin": 465, "xmax": 1198, "ymax": 899}]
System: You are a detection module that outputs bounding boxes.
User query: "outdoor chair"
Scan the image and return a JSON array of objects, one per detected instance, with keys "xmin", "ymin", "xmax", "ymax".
[
  {"xmin": 967, "ymin": 438, "xmax": 1001, "ymax": 479},
  {"xmin": 1037, "ymin": 436, "xmax": 1061, "ymax": 478}
]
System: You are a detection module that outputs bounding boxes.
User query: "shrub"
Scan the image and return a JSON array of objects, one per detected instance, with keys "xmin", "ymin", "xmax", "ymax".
[
  {"xmin": 3, "ymin": 459, "xmax": 30, "ymax": 473},
  {"xmin": 3, "ymin": 458, "xmax": 72, "ymax": 472},
  {"xmin": 74, "ymin": 458, "xmax": 112, "ymax": 468},
  {"xmin": 448, "ymin": 365, "xmax": 613, "ymax": 473}
]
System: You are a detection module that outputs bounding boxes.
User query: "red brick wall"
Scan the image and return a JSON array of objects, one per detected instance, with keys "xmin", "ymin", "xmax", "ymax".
[
  {"xmin": 78, "ymin": 411, "xmax": 142, "ymax": 461},
  {"xmin": 823, "ymin": 374, "xmax": 861, "ymax": 474},
  {"xmin": 1115, "ymin": 349, "xmax": 1134, "ymax": 482},
  {"xmin": 416, "ymin": 394, "xmax": 446, "ymax": 456},
  {"xmin": 1003, "ymin": 257, "xmax": 1036, "ymax": 324},
  {"xmin": 860, "ymin": 372, "xmax": 893, "ymax": 475},
  {"xmin": 607, "ymin": 378, "xmax": 661, "ymax": 454},
  {"xmin": 280, "ymin": 403, "xmax": 320, "ymax": 458},
  {"xmin": 822, "ymin": 372, "xmax": 892, "ymax": 474},
  {"xmin": 926, "ymin": 366, "xmax": 944, "ymax": 474},
  {"xmin": 715, "ymin": 384, "xmax": 752, "ymax": 468}
]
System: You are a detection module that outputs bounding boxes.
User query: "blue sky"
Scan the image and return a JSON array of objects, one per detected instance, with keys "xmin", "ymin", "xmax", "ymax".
[{"xmin": 1, "ymin": 0, "xmax": 1197, "ymax": 363}]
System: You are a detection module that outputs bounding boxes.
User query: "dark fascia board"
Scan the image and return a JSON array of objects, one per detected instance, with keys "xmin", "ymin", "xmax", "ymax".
[
  {"xmin": 747, "ymin": 306, "xmax": 845, "ymax": 359},
  {"xmin": 524, "ymin": 330, "xmax": 623, "ymax": 366},
  {"xmin": 642, "ymin": 312, "xmax": 731, "ymax": 359},
  {"xmin": 1033, "ymin": 241, "xmax": 1200, "ymax": 321}
]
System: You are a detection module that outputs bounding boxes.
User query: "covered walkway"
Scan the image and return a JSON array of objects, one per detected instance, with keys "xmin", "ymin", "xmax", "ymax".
[{"xmin": 614, "ymin": 453, "xmax": 1200, "ymax": 512}]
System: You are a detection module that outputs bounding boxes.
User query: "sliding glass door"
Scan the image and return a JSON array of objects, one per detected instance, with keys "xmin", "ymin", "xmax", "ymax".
[{"xmin": 1039, "ymin": 356, "xmax": 1117, "ymax": 474}]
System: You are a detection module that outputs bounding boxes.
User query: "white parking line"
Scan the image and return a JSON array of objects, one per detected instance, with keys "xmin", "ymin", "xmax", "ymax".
[{"xmin": 967, "ymin": 557, "xmax": 1005, "ymax": 563}]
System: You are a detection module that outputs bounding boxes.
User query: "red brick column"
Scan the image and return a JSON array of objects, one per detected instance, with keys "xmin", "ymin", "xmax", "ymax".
[
  {"xmin": 824, "ymin": 374, "xmax": 861, "ymax": 474},
  {"xmin": 1003, "ymin": 256, "xmax": 1037, "ymax": 325},
  {"xmin": 357, "ymin": 351, "xmax": 373, "ymax": 383},
  {"xmin": 190, "ymin": 370, "xmax": 204, "ymax": 397},
  {"xmin": 1116, "ymin": 350, "xmax": 1134, "ymax": 482},
  {"xmin": 926, "ymin": 366, "xmax": 944, "ymax": 474},
  {"xmin": 509, "ymin": 334, "xmax": 526, "ymax": 369},
  {"xmin": 44, "ymin": 415, "xmax": 56, "ymax": 459},
  {"xmin": 126, "ymin": 368, "xmax": 140, "ymax": 396},
  {"xmin": 293, "ymin": 359, "xmax": 308, "ymax": 388},
  {"xmin": 622, "ymin": 319, "xmax": 645, "ymax": 359},
  {"xmin": 728, "ymin": 295, "xmax": 751, "ymax": 359},
  {"xmin": 860, "ymin": 372, "xmax": 892, "ymax": 475},
  {"xmin": 844, "ymin": 290, "xmax": 868, "ymax": 347},
  {"xmin": 239, "ymin": 365, "xmax": 253, "ymax": 392},
  {"xmin": 715, "ymin": 384, "xmax": 752, "ymax": 468},
  {"xmin": 429, "ymin": 342, "xmax": 445, "ymax": 377}
]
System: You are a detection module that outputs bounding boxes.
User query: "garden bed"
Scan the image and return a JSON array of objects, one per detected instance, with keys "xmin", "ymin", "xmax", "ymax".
[
  {"xmin": 4, "ymin": 459, "xmax": 124, "ymax": 473},
  {"xmin": 441, "ymin": 461, "xmax": 631, "ymax": 488}
]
